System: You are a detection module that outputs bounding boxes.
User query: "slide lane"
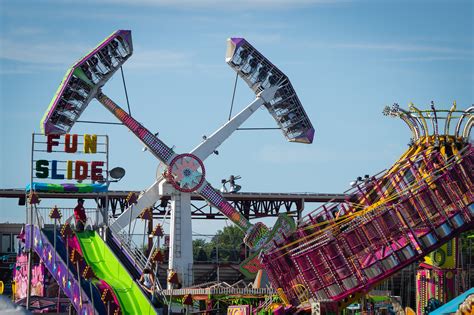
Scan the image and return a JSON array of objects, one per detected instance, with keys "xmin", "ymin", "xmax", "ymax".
[{"xmin": 76, "ymin": 230, "xmax": 156, "ymax": 315}]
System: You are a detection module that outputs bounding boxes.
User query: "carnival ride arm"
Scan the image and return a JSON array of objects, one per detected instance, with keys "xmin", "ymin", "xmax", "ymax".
[
  {"xmin": 190, "ymin": 86, "xmax": 278, "ymax": 161},
  {"xmin": 40, "ymin": 31, "xmax": 310, "ymax": 250},
  {"xmin": 112, "ymin": 86, "xmax": 277, "ymax": 231},
  {"xmin": 111, "ymin": 176, "xmax": 163, "ymax": 232}
]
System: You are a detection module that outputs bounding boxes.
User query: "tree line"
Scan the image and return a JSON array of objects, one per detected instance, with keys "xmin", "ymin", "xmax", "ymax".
[{"xmin": 192, "ymin": 225, "xmax": 247, "ymax": 264}]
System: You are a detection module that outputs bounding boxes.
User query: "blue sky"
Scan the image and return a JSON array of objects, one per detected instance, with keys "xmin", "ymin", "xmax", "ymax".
[{"xmin": 0, "ymin": 0, "xmax": 472, "ymax": 235}]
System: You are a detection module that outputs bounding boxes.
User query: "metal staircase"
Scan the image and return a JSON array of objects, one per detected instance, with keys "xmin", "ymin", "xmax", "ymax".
[
  {"xmin": 108, "ymin": 222, "xmax": 149, "ymax": 271},
  {"xmin": 107, "ymin": 220, "xmax": 167, "ymax": 301}
]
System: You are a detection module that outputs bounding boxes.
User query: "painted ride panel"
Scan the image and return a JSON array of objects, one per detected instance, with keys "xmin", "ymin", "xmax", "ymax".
[{"xmin": 25, "ymin": 225, "xmax": 105, "ymax": 315}]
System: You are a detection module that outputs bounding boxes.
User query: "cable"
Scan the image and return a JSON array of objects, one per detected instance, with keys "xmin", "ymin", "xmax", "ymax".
[
  {"xmin": 76, "ymin": 120, "xmax": 123, "ymax": 125},
  {"xmin": 226, "ymin": 67, "xmax": 280, "ymax": 132},
  {"xmin": 74, "ymin": 68, "xmax": 132, "ymax": 125},
  {"xmin": 237, "ymin": 127, "xmax": 280, "ymax": 130},
  {"xmin": 228, "ymin": 72, "xmax": 239, "ymax": 121},
  {"xmin": 120, "ymin": 66, "xmax": 132, "ymax": 116}
]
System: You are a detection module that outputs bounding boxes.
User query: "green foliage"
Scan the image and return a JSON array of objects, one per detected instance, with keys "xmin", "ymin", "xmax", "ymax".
[
  {"xmin": 212, "ymin": 225, "xmax": 245, "ymax": 248},
  {"xmin": 192, "ymin": 226, "xmax": 246, "ymax": 263},
  {"xmin": 460, "ymin": 230, "xmax": 474, "ymax": 253},
  {"xmin": 462, "ymin": 229, "xmax": 474, "ymax": 239},
  {"xmin": 193, "ymin": 238, "xmax": 210, "ymax": 262}
]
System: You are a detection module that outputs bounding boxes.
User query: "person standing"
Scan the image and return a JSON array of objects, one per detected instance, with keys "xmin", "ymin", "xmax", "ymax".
[{"xmin": 73, "ymin": 198, "xmax": 87, "ymax": 232}]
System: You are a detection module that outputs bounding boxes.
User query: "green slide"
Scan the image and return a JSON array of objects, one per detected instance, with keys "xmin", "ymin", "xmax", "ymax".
[{"xmin": 76, "ymin": 231, "xmax": 156, "ymax": 315}]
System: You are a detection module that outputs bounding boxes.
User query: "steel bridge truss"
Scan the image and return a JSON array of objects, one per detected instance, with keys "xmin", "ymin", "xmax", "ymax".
[{"xmin": 0, "ymin": 189, "xmax": 346, "ymax": 221}]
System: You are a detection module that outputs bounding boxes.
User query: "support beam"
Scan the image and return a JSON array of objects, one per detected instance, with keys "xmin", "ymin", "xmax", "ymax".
[{"xmin": 167, "ymin": 185, "xmax": 193, "ymax": 288}]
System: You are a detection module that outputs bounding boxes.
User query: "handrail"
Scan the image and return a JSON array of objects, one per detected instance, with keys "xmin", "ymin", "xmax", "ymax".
[{"xmin": 108, "ymin": 220, "xmax": 167, "ymax": 302}]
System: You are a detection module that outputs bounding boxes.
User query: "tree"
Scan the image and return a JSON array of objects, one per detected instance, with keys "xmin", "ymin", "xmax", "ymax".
[
  {"xmin": 211, "ymin": 225, "xmax": 245, "ymax": 263},
  {"xmin": 196, "ymin": 248, "xmax": 208, "ymax": 262},
  {"xmin": 191, "ymin": 226, "xmax": 247, "ymax": 263},
  {"xmin": 193, "ymin": 239, "xmax": 209, "ymax": 261},
  {"xmin": 212, "ymin": 225, "xmax": 245, "ymax": 248}
]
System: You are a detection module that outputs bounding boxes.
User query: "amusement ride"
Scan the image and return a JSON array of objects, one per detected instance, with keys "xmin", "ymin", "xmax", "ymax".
[{"xmin": 3, "ymin": 30, "xmax": 473, "ymax": 314}]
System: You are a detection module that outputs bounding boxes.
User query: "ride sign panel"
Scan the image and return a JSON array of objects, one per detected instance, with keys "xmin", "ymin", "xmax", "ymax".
[{"xmin": 29, "ymin": 133, "xmax": 109, "ymax": 193}]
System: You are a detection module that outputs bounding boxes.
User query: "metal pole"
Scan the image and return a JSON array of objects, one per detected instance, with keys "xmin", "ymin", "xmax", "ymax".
[
  {"xmin": 168, "ymin": 286, "xmax": 173, "ymax": 315},
  {"xmin": 89, "ymin": 282, "xmax": 94, "ymax": 312},
  {"xmin": 95, "ymin": 197, "xmax": 100, "ymax": 235},
  {"xmin": 154, "ymin": 262, "xmax": 158, "ymax": 291},
  {"xmin": 105, "ymin": 135, "xmax": 109, "ymax": 229},
  {"xmin": 26, "ymin": 133, "xmax": 35, "ymax": 310},
  {"xmin": 25, "ymin": 221, "xmax": 33, "ymax": 310},
  {"xmin": 128, "ymin": 204, "xmax": 133, "ymax": 237},
  {"xmin": 148, "ymin": 217, "xmax": 153, "ymax": 257},
  {"xmin": 54, "ymin": 218, "xmax": 57, "ymax": 266},
  {"xmin": 142, "ymin": 221, "xmax": 147, "ymax": 253},
  {"xmin": 57, "ymin": 284, "xmax": 60, "ymax": 314},
  {"xmin": 66, "ymin": 238, "xmax": 69, "ymax": 286},
  {"xmin": 77, "ymin": 261, "xmax": 82, "ymax": 307},
  {"xmin": 216, "ymin": 236, "xmax": 219, "ymax": 283}
]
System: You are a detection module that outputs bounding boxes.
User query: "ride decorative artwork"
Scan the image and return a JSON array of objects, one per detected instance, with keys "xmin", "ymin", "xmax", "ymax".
[
  {"xmin": 416, "ymin": 238, "xmax": 460, "ymax": 313},
  {"xmin": 13, "ymin": 254, "xmax": 44, "ymax": 300},
  {"xmin": 166, "ymin": 153, "xmax": 205, "ymax": 193},
  {"xmin": 24, "ymin": 225, "xmax": 97, "ymax": 315},
  {"xmin": 97, "ymin": 92, "xmax": 175, "ymax": 163}
]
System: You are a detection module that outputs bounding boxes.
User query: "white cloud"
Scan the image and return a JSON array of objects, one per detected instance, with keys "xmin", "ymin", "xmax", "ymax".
[
  {"xmin": 0, "ymin": 37, "xmax": 87, "ymax": 65},
  {"xmin": 304, "ymin": 39, "xmax": 473, "ymax": 64},
  {"xmin": 0, "ymin": 37, "xmax": 194, "ymax": 73},
  {"xmin": 47, "ymin": 0, "xmax": 347, "ymax": 9},
  {"xmin": 9, "ymin": 27, "xmax": 47, "ymax": 37},
  {"xmin": 385, "ymin": 56, "xmax": 473, "ymax": 62},
  {"xmin": 0, "ymin": 65, "xmax": 37, "ymax": 75},
  {"xmin": 332, "ymin": 42, "xmax": 472, "ymax": 55}
]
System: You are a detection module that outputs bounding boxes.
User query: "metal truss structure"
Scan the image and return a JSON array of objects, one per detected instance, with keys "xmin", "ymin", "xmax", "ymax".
[{"xmin": 0, "ymin": 189, "xmax": 346, "ymax": 221}]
